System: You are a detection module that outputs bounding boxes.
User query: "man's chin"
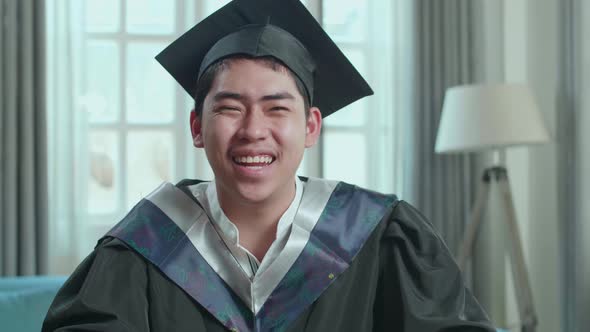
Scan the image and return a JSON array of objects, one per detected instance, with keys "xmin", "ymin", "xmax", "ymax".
[
  {"xmin": 232, "ymin": 184, "xmax": 275, "ymax": 205},
  {"xmin": 217, "ymin": 175, "xmax": 294, "ymax": 208}
]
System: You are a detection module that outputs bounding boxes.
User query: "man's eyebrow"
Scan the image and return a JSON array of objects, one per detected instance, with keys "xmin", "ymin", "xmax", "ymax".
[
  {"xmin": 212, "ymin": 91, "xmax": 296, "ymax": 102},
  {"xmin": 212, "ymin": 91, "xmax": 244, "ymax": 102},
  {"xmin": 260, "ymin": 92, "xmax": 296, "ymax": 101}
]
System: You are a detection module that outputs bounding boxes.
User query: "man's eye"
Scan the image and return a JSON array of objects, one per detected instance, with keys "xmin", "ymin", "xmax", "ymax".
[
  {"xmin": 216, "ymin": 106, "xmax": 240, "ymax": 112},
  {"xmin": 270, "ymin": 106, "xmax": 288, "ymax": 111}
]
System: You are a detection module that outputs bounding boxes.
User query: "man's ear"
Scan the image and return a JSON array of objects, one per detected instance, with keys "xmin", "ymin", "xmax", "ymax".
[
  {"xmin": 190, "ymin": 110, "xmax": 204, "ymax": 148},
  {"xmin": 304, "ymin": 107, "xmax": 322, "ymax": 148}
]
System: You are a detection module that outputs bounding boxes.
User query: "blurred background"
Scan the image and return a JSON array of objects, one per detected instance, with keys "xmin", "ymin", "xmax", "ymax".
[{"xmin": 1, "ymin": 0, "xmax": 588, "ymax": 331}]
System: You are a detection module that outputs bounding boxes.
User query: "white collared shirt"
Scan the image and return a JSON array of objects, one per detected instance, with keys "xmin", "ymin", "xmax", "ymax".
[{"xmin": 190, "ymin": 177, "xmax": 304, "ymax": 280}]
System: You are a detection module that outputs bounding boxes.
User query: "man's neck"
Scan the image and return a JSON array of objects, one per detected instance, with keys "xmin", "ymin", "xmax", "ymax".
[{"xmin": 215, "ymin": 179, "xmax": 297, "ymax": 261}]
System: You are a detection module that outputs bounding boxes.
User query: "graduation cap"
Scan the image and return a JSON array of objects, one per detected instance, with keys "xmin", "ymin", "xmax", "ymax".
[{"xmin": 155, "ymin": 0, "xmax": 373, "ymax": 118}]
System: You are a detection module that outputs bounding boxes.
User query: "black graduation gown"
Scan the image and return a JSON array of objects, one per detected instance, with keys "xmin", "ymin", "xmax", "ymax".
[{"xmin": 43, "ymin": 180, "xmax": 495, "ymax": 332}]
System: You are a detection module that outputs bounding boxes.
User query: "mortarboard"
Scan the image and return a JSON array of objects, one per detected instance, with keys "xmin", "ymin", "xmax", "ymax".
[{"xmin": 155, "ymin": 0, "xmax": 373, "ymax": 118}]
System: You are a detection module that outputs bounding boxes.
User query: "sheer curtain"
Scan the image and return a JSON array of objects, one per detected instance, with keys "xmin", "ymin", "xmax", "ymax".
[
  {"xmin": 45, "ymin": 0, "xmax": 219, "ymax": 273},
  {"xmin": 45, "ymin": 0, "xmax": 406, "ymax": 274},
  {"xmin": 45, "ymin": 0, "xmax": 421, "ymax": 274},
  {"xmin": 45, "ymin": 0, "xmax": 87, "ymax": 274},
  {"xmin": 320, "ymin": 1, "xmax": 481, "ymax": 252},
  {"xmin": 45, "ymin": 0, "xmax": 481, "ymax": 274},
  {"xmin": 322, "ymin": 0, "xmax": 481, "ymax": 250},
  {"xmin": 320, "ymin": 0, "xmax": 407, "ymax": 196}
]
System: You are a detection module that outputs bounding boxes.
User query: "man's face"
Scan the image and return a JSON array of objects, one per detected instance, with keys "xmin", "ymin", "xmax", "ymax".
[{"xmin": 191, "ymin": 59, "xmax": 321, "ymax": 206}]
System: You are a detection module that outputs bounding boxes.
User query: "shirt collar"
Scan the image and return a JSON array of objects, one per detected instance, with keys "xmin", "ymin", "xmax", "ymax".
[{"xmin": 205, "ymin": 177, "xmax": 304, "ymax": 246}]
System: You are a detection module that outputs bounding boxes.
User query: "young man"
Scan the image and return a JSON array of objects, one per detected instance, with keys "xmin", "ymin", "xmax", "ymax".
[{"xmin": 43, "ymin": 0, "xmax": 495, "ymax": 331}]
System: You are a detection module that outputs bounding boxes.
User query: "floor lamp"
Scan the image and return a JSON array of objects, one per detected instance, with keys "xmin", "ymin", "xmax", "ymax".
[{"xmin": 435, "ymin": 84, "xmax": 550, "ymax": 332}]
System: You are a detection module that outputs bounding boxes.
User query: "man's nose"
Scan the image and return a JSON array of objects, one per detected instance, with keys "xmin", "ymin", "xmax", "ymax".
[{"xmin": 238, "ymin": 109, "xmax": 268, "ymax": 141}]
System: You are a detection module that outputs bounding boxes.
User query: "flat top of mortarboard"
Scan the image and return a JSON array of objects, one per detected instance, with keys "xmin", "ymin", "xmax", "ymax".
[{"xmin": 156, "ymin": 0, "xmax": 373, "ymax": 118}]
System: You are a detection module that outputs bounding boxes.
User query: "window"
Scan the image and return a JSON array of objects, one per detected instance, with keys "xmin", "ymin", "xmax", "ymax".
[
  {"xmin": 79, "ymin": 0, "xmax": 322, "ymax": 228},
  {"xmin": 322, "ymin": 0, "xmax": 370, "ymax": 186},
  {"xmin": 80, "ymin": 0, "xmax": 209, "ymax": 229},
  {"xmin": 321, "ymin": 0, "xmax": 399, "ymax": 192},
  {"xmin": 46, "ymin": 0, "xmax": 399, "ymax": 273},
  {"xmin": 47, "ymin": 0, "xmax": 230, "ymax": 270}
]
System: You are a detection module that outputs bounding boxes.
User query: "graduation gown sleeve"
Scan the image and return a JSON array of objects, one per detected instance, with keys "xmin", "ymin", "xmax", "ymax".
[
  {"xmin": 42, "ymin": 239, "xmax": 151, "ymax": 331},
  {"xmin": 42, "ymin": 238, "xmax": 228, "ymax": 332},
  {"xmin": 374, "ymin": 200, "xmax": 494, "ymax": 331}
]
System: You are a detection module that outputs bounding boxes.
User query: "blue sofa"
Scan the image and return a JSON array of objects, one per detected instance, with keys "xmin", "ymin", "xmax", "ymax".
[{"xmin": 0, "ymin": 276, "xmax": 67, "ymax": 332}]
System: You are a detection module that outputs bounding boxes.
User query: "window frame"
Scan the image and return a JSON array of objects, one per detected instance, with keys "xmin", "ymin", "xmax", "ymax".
[{"xmin": 81, "ymin": 0, "xmax": 209, "ymax": 232}]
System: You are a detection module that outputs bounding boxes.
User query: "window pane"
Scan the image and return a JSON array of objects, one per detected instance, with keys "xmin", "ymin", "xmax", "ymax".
[
  {"xmin": 126, "ymin": 42, "xmax": 175, "ymax": 123},
  {"xmin": 323, "ymin": 131, "xmax": 367, "ymax": 187},
  {"xmin": 204, "ymin": 0, "xmax": 231, "ymax": 16},
  {"xmin": 88, "ymin": 131, "xmax": 120, "ymax": 214},
  {"xmin": 126, "ymin": 0, "xmax": 175, "ymax": 34},
  {"xmin": 84, "ymin": 41, "xmax": 120, "ymax": 123},
  {"xmin": 191, "ymin": 148, "xmax": 215, "ymax": 180},
  {"xmin": 342, "ymin": 48, "xmax": 366, "ymax": 76},
  {"xmin": 298, "ymin": 151, "xmax": 318, "ymax": 178},
  {"xmin": 85, "ymin": 0, "xmax": 120, "ymax": 33},
  {"xmin": 324, "ymin": 48, "xmax": 367, "ymax": 127},
  {"xmin": 324, "ymin": 98, "xmax": 367, "ymax": 127},
  {"xmin": 322, "ymin": 0, "xmax": 368, "ymax": 43},
  {"xmin": 126, "ymin": 131, "xmax": 175, "ymax": 209},
  {"xmin": 184, "ymin": 0, "xmax": 198, "ymax": 28}
]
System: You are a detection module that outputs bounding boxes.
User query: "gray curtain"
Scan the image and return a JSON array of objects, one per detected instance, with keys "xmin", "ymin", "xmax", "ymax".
[
  {"xmin": 0, "ymin": 0, "xmax": 48, "ymax": 276},
  {"xmin": 558, "ymin": 0, "xmax": 587, "ymax": 330},
  {"xmin": 401, "ymin": 0, "xmax": 481, "ymax": 254}
]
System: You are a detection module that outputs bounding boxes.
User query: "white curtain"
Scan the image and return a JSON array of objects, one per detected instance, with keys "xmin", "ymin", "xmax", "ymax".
[
  {"xmin": 45, "ymin": 0, "xmax": 214, "ymax": 274},
  {"xmin": 47, "ymin": 0, "xmax": 479, "ymax": 277},
  {"xmin": 43, "ymin": 0, "xmax": 475, "ymax": 273},
  {"xmin": 319, "ymin": 0, "xmax": 408, "ymax": 196},
  {"xmin": 45, "ymin": 0, "xmax": 407, "ymax": 274},
  {"xmin": 45, "ymin": 1, "xmax": 87, "ymax": 274},
  {"xmin": 365, "ymin": 0, "xmax": 409, "ymax": 196}
]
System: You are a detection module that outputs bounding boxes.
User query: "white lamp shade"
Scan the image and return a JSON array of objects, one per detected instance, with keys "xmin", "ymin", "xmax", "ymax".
[{"xmin": 435, "ymin": 84, "xmax": 550, "ymax": 153}]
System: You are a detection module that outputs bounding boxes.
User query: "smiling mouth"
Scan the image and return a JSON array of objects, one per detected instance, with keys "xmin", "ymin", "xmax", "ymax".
[{"xmin": 232, "ymin": 155, "xmax": 276, "ymax": 167}]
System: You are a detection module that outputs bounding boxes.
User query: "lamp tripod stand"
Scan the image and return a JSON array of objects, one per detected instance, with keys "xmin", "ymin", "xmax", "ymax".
[{"xmin": 457, "ymin": 166, "xmax": 538, "ymax": 332}]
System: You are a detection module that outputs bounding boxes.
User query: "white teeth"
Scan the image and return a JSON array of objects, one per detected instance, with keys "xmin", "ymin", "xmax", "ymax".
[{"xmin": 234, "ymin": 155, "xmax": 274, "ymax": 165}]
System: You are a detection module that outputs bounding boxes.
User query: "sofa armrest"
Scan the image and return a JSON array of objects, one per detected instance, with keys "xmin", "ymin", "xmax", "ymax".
[{"xmin": 0, "ymin": 276, "xmax": 67, "ymax": 332}]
